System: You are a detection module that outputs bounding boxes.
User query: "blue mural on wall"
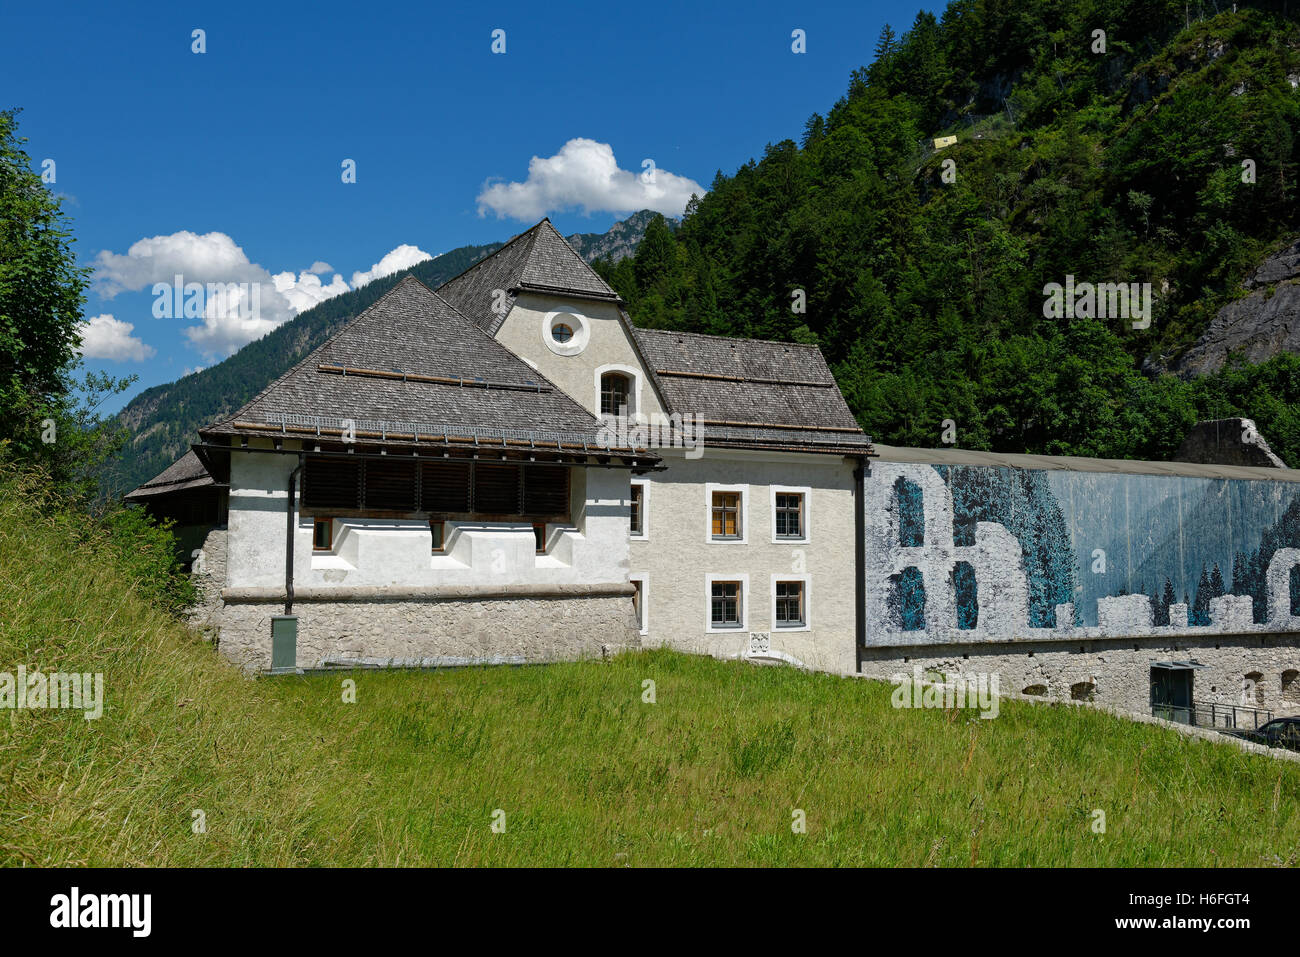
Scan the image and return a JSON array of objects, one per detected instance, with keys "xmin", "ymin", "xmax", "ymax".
[
  {"xmin": 1043, "ymin": 471, "xmax": 1299, "ymax": 627},
  {"xmin": 939, "ymin": 466, "xmax": 1077, "ymax": 627},
  {"xmin": 889, "ymin": 566, "xmax": 927, "ymax": 630},
  {"xmin": 869, "ymin": 460, "xmax": 1300, "ymax": 640}
]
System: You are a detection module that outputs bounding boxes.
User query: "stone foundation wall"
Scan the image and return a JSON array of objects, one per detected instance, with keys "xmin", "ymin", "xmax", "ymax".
[
  {"xmin": 189, "ymin": 527, "xmax": 227, "ymax": 640},
  {"xmin": 213, "ymin": 591, "xmax": 640, "ymax": 672},
  {"xmin": 860, "ymin": 635, "xmax": 1300, "ymax": 717}
]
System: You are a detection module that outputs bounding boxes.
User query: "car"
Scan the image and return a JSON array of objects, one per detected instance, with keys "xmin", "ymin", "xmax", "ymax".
[{"xmin": 1221, "ymin": 717, "xmax": 1300, "ymax": 752}]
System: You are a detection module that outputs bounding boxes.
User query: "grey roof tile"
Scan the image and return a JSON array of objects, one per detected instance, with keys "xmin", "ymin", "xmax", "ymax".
[
  {"xmin": 632, "ymin": 327, "xmax": 873, "ymax": 454},
  {"xmin": 125, "ymin": 449, "xmax": 221, "ymax": 498},
  {"xmin": 438, "ymin": 219, "xmax": 619, "ymax": 335},
  {"xmin": 199, "ymin": 276, "xmax": 616, "ymax": 446}
]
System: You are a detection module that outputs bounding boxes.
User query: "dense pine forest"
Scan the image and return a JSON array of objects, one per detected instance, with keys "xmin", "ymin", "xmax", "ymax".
[{"xmin": 593, "ymin": 0, "xmax": 1300, "ymax": 463}]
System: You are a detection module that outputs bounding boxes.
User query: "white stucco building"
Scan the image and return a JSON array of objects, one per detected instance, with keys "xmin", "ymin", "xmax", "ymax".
[{"xmin": 130, "ymin": 220, "xmax": 874, "ymax": 674}]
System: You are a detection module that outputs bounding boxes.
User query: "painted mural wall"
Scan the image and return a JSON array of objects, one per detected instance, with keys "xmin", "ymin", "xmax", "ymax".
[{"xmin": 864, "ymin": 461, "xmax": 1300, "ymax": 646}]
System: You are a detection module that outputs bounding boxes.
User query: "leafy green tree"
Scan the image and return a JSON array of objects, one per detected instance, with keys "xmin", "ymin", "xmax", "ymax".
[{"xmin": 0, "ymin": 109, "xmax": 133, "ymax": 502}]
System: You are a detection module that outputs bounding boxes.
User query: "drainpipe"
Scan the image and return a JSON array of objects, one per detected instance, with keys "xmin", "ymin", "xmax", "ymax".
[
  {"xmin": 853, "ymin": 455, "xmax": 868, "ymax": 674},
  {"xmin": 286, "ymin": 454, "xmax": 303, "ymax": 615}
]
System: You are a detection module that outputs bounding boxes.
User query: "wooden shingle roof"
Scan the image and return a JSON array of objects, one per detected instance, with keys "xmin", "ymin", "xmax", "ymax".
[
  {"xmin": 632, "ymin": 327, "xmax": 874, "ymax": 456},
  {"xmin": 125, "ymin": 449, "xmax": 222, "ymax": 500},
  {"xmin": 199, "ymin": 275, "xmax": 645, "ymax": 455},
  {"xmin": 437, "ymin": 219, "xmax": 620, "ymax": 335}
]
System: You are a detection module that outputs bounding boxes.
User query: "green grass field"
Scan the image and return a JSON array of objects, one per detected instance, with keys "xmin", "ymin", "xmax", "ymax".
[{"xmin": 3, "ymin": 474, "xmax": 1300, "ymax": 867}]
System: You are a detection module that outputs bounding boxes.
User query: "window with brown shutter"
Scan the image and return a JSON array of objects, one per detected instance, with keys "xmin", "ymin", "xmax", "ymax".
[
  {"xmin": 524, "ymin": 464, "xmax": 569, "ymax": 517},
  {"xmin": 303, "ymin": 457, "xmax": 361, "ymax": 510},
  {"xmin": 711, "ymin": 491, "xmax": 741, "ymax": 539},
  {"xmin": 421, "ymin": 460, "xmax": 471, "ymax": 513},
  {"xmin": 302, "ymin": 454, "xmax": 569, "ymax": 522},
  {"xmin": 364, "ymin": 457, "xmax": 417, "ymax": 511},
  {"xmin": 474, "ymin": 462, "xmax": 521, "ymax": 514}
]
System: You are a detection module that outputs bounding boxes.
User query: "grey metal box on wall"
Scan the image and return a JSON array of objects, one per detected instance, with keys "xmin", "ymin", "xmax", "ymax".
[{"xmin": 270, "ymin": 615, "xmax": 298, "ymax": 673}]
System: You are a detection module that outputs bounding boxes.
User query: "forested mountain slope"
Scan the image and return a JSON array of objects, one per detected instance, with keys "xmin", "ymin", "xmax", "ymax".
[{"xmin": 595, "ymin": 1, "xmax": 1300, "ymax": 464}]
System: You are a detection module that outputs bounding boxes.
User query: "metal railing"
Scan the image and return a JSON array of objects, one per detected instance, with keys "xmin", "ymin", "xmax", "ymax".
[{"xmin": 1153, "ymin": 701, "xmax": 1274, "ymax": 729}]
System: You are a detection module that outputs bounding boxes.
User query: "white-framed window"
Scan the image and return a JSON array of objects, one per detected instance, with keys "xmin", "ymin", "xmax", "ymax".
[
  {"xmin": 629, "ymin": 572, "xmax": 649, "ymax": 635},
  {"xmin": 770, "ymin": 485, "xmax": 811, "ymax": 543},
  {"xmin": 543, "ymin": 310, "xmax": 590, "ymax": 356},
  {"xmin": 706, "ymin": 573, "xmax": 749, "ymax": 632},
  {"xmin": 771, "ymin": 574, "xmax": 811, "ymax": 631},
  {"xmin": 630, "ymin": 478, "xmax": 649, "ymax": 540},
  {"xmin": 594, "ymin": 363, "xmax": 642, "ymax": 419},
  {"xmin": 705, "ymin": 483, "xmax": 749, "ymax": 544}
]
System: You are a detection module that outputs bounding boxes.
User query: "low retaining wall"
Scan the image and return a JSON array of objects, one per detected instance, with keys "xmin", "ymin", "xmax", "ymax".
[
  {"xmin": 215, "ymin": 592, "xmax": 640, "ymax": 673},
  {"xmin": 859, "ymin": 634, "xmax": 1300, "ymax": 717}
]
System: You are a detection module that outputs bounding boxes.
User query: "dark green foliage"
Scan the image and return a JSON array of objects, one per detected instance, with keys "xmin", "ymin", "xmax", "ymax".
[
  {"xmin": 0, "ymin": 110, "xmax": 133, "ymax": 502},
  {"xmin": 96, "ymin": 501, "xmax": 197, "ymax": 615},
  {"xmin": 602, "ymin": 4, "xmax": 1300, "ymax": 464}
]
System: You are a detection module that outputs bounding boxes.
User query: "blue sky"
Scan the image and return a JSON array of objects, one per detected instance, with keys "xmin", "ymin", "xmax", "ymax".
[{"xmin": 2, "ymin": 0, "xmax": 926, "ymax": 411}]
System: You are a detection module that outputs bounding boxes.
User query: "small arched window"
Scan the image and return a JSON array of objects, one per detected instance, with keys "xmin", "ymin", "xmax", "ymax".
[{"xmin": 600, "ymin": 372, "xmax": 631, "ymax": 416}]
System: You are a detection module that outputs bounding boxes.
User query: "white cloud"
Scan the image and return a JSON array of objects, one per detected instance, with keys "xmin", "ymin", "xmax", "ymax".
[
  {"xmin": 476, "ymin": 138, "xmax": 704, "ymax": 220},
  {"xmin": 182, "ymin": 366, "xmax": 205, "ymax": 377},
  {"xmin": 92, "ymin": 230, "xmax": 431, "ymax": 359},
  {"xmin": 351, "ymin": 244, "xmax": 433, "ymax": 288},
  {"xmin": 77, "ymin": 314, "xmax": 156, "ymax": 362},
  {"xmin": 93, "ymin": 231, "xmax": 266, "ymax": 299},
  {"xmin": 273, "ymin": 269, "xmax": 351, "ymax": 315}
]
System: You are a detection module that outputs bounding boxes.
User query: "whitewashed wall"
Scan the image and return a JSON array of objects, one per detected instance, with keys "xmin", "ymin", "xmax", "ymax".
[
  {"xmin": 225, "ymin": 441, "xmax": 630, "ymax": 594},
  {"xmin": 629, "ymin": 447, "xmax": 859, "ymax": 674},
  {"xmin": 495, "ymin": 292, "xmax": 667, "ymax": 420}
]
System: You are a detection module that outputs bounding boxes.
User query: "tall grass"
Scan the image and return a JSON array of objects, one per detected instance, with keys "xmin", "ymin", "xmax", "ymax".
[{"xmin": 2, "ymin": 468, "xmax": 1299, "ymax": 866}]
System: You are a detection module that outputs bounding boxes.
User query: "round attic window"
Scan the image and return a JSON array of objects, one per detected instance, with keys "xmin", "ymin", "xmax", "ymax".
[{"xmin": 543, "ymin": 310, "xmax": 589, "ymax": 356}]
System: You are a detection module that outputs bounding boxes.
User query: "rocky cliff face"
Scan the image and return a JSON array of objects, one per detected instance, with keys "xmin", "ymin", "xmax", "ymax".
[
  {"xmin": 1173, "ymin": 417, "xmax": 1288, "ymax": 468},
  {"xmin": 565, "ymin": 209, "xmax": 673, "ymax": 264},
  {"xmin": 1172, "ymin": 238, "xmax": 1300, "ymax": 377}
]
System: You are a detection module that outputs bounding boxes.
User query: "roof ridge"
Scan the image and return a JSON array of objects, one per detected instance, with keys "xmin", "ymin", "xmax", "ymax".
[
  {"xmin": 199, "ymin": 270, "xmax": 607, "ymax": 440},
  {"xmin": 431, "ymin": 220, "xmax": 543, "ymax": 293}
]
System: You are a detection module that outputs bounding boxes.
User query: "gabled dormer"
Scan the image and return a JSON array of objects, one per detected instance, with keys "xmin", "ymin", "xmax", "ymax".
[{"xmin": 438, "ymin": 219, "xmax": 667, "ymax": 421}]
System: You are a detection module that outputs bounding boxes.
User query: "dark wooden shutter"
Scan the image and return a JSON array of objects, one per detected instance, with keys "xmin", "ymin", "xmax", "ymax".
[
  {"xmin": 303, "ymin": 456, "xmax": 361, "ymax": 509},
  {"xmin": 523, "ymin": 464, "xmax": 569, "ymax": 517},
  {"xmin": 364, "ymin": 457, "xmax": 417, "ymax": 511},
  {"xmin": 421, "ymin": 460, "xmax": 471, "ymax": 513},
  {"xmin": 474, "ymin": 463, "xmax": 521, "ymax": 514}
]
